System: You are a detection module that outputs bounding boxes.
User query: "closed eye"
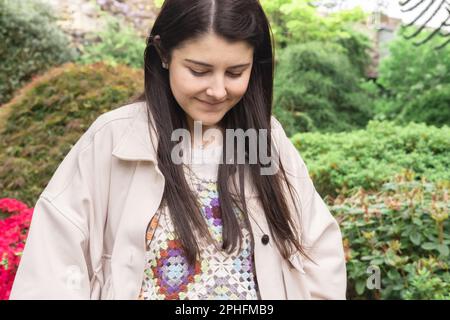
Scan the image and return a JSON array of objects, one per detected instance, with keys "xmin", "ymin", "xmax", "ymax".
[
  {"xmin": 189, "ymin": 69, "xmax": 243, "ymax": 78},
  {"xmin": 190, "ymin": 69, "xmax": 208, "ymax": 76}
]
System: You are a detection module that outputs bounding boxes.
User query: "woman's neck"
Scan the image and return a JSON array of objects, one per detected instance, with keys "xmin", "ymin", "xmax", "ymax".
[{"xmin": 187, "ymin": 117, "xmax": 223, "ymax": 150}]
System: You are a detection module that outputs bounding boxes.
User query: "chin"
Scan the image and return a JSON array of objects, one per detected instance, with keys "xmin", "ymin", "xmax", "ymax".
[
  {"xmin": 192, "ymin": 113, "xmax": 224, "ymax": 127},
  {"xmin": 197, "ymin": 119, "xmax": 221, "ymax": 128}
]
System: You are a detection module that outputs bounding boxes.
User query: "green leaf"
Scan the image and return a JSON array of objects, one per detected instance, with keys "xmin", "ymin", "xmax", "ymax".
[
  {"xmin": 355, "ymin": 280, "xmax": 366, "ymax": 295},
  {"xmin": 409, "ymin": 232, "xmax": 422, "ymax": 245},
  {"xmin": 387, "ymin": 269, "xmax": 401, "ymax": 280},
  {"xmin": 393, "ymin": 283, "xmax": 404, "ymax": 290},
  {"xmin": 370, "ymin": 258, "xmax": 384, "ymax": 265},
  {"xmin": 361, "ymin": 255, "xmax": 374, "ymax": 261},
  {"xmin": 421, "ymin": 242, "xmax": 437, "ymax": 250},
  {"xmin": 437, "ymin": 244, "xmax": 449, "ymax": 257}
]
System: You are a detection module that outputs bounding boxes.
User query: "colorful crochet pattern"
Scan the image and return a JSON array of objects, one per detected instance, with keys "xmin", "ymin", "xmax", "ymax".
[{"xmin": 138, "ymin": 173, "xmax": 260, "ymax": 300}]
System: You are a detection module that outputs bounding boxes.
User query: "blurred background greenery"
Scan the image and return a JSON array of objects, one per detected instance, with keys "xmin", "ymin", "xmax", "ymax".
[{"xmin": 0, "ymin": 0, "xmax": 448, "ymax": 300}]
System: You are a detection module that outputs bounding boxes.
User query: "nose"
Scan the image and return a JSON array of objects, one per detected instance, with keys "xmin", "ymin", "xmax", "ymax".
[{"xmin": 206, "ymin": 75, "xmax": 227, "ymax": 101}]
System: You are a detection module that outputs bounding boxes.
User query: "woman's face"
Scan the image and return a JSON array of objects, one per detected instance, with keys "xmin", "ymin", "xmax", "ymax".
[{"xmin": 167, "ymin": 32, "xmax": 254, "ymax": 131}]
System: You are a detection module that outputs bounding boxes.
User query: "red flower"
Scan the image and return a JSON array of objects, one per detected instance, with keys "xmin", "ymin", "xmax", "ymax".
[
  {"xmin": 0, "ymin": 198, "xmax": 28, "ymax": 215},
  {"xmin": 0, "ymin": 198, "xmax": 33, "ymax": 300}
]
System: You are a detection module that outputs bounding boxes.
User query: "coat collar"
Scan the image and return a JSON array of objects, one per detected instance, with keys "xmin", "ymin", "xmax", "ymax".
[{"xmin": 111, "ymin": 103, "xmax": 159, "ymax": 163}]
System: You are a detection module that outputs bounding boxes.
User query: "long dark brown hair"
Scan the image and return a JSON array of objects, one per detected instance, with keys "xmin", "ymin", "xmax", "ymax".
[{"xmin": 135, "ymin": 0, "xmax": 309, "ymax": 267}]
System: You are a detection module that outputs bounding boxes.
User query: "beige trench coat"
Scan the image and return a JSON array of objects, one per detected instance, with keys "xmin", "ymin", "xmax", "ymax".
[{"xmin": 9, "ymin": 102, "xmax": 347, "ymax": 300}]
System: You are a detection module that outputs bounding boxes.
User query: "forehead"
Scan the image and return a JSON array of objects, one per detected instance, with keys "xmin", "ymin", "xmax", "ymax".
[{"xmin": 172, "ymin": 32, "xmax": 254, "ymax": 66}]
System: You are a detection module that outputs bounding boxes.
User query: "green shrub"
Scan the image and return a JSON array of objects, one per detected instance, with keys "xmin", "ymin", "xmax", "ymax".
[
  {"xmin": 77, "ymin": 15, "xmax": 146, "ymax": 69},
  {"xmin": 0, "ymin": 0, "xmax": 77, "ymax": 105},
  {"xmin": 377, "ymin": 26, "xmax": 450, "ymax": 127},
  {"xmin": 291, "ymin": 120, "xmax": 450, "ymax": 198},
  {"xmin": 260, "ymin": 0, "xmax": 367, "ymax": 49},
  {"xmin": 0, "ymin": 63, "xmax": 144, "ymax": 206},
  {"xmin": 398, "ymin": 84, "xmax": 450, "ymax": 127},
  {"xmin": 331, "ymin": 171, "xmax": 449, "ymax": 299},
  {"xmin": 274, "ymin": 42, "xmax": 374, "ymax": 136}
]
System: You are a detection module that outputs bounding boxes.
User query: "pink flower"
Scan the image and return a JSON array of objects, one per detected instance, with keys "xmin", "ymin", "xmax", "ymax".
[
  {"xmin": 0, "ymin": 198, "xmax": 29, "ymax": 215},
  {"xmin": 0, "ymin": 198, "xmax": 33, "ymax": 300}
]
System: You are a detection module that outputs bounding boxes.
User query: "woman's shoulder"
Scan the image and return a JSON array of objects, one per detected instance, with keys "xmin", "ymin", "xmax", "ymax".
[
  {"xmin": 269, "ymin": 115, "xmax": 289, "ymax": 148},
  {"xmin": 269, "ymin": 115, "xmax": 310, "ymax": 179},
  {"xmin": 59, "ymin": 102, "xmax": 146, "ymax": 162},
  {"xmin": 41, "ymin": 101, "xmax": 151, "ymax": 200},
  {"xmin": 87, "ymin": 101, "xmax": 147, "ymax": 136},
  {"xmin": 270, "ymin": 115, "xmax": 283, "ymax": 130},
  {"xmin": 71, "ymin": 100, "xmax": 149, "ymax": 151}
]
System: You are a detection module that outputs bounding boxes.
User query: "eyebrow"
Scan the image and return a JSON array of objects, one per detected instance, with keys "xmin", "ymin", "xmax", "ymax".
[{"xmin": 184, "ymin": 59, "xmax": 251, "ymax": 69}]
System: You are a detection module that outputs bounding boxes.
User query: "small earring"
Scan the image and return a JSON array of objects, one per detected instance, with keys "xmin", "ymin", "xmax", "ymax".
[{"xmin": 162, "ymin": 62, "xmax": 168, "ymax": 69}]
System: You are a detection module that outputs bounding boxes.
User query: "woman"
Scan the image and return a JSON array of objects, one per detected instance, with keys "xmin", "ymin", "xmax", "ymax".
[{"xmin": 10, "ymin": 0, "xmax": 346, "ymax": 300}]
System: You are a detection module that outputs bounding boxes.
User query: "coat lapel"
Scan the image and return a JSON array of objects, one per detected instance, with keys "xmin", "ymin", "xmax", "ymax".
[
  {"xmin": 110, "ymin": 160, "xmax": 165, "ymax": 299},
  {"xmin": 110, "ymin": 106, "xmax": 166, "ymax": 299}
]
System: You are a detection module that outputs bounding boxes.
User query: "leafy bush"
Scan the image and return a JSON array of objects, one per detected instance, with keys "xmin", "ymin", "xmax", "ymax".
[
  {"xmin": 376, "ymin": 26, "xmax": 450, "ymax": 127},
  {"xmin": 291, "ymin": 120, "xmax": 450, "ymax": 198},
  {"xmin": 396, "ymin": 84, "xmax": 450, "ymax": 127},
  {"xmin": 260, "ymin": 0, "xmax": 367, "ymax": 48},
  {"xmin": 0, "ymin": 198, "xmax": 33, "ymax": 300},
  {"xmin": 77, "ymin": 15, "xmax": 146, "ymax": 69},
  {"xmin": 0, "ymin": 0, "xmax": 77, "ymax": 105},
  {"xmin": 0, "ymin": 63, "xmax": 144, "ymax": 206},
  {"xmin": 274, "ymin": 42, "xmax": 374, "ymax": 136},
  {"xmin": 331, "ymin": 171, "xmax": 449, "ymax": 299}
]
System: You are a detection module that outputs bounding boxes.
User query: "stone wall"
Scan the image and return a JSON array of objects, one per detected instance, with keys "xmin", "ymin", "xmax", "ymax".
[
  {"xmin": 95, "ymin": 0, "xmax": 158, "ymax": 36},
  {"xmin": 41, "ymin": 0, "xmax": 159, "ymax": 52}
]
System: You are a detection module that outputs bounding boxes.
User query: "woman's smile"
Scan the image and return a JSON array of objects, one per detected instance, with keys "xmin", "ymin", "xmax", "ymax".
[{"xmin": 195, "ymin": 98, "xmax": 226, "ymax": 107}]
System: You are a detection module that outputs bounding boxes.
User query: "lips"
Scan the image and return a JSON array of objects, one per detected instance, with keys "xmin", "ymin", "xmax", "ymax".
[{"xmin": 196, "ymin": 98, "xmax": 224, "ymax": 106}]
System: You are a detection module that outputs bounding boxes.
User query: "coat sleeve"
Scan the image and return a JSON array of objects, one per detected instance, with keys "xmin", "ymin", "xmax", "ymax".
[
  {"xmin": 271, "ymin": 117, "xmax": 347, "ymax": 300},
  {"xmin": 9, "ymin": 115, "xmax": 111, "ymax": 300},
  {"xmin": 9, "ymin": 196, "xmax": 91, "ymax": 299}
]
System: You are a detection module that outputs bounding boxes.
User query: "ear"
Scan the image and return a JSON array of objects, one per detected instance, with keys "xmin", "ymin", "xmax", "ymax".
[{"xmin": 152, "ymin": 35, "xmax": 170, "ymax": 65}]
